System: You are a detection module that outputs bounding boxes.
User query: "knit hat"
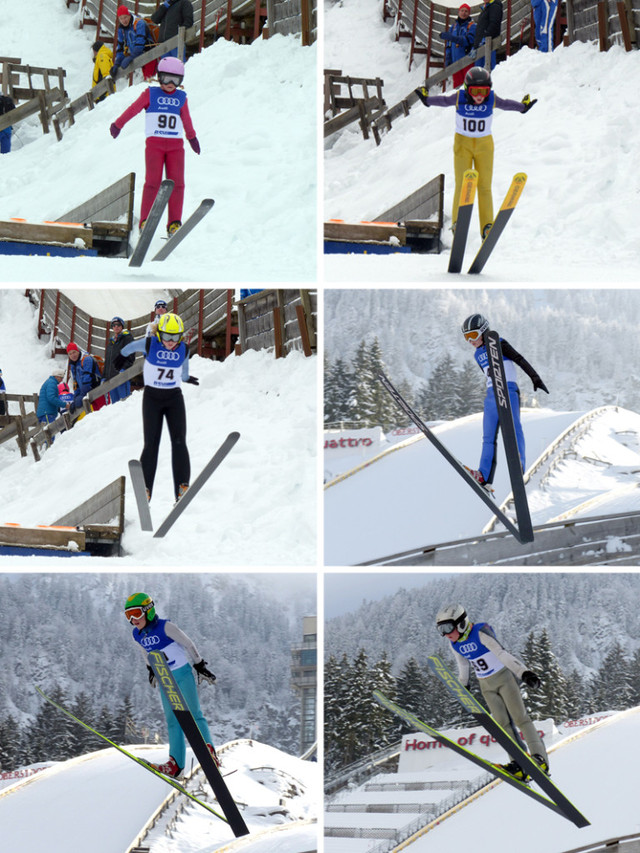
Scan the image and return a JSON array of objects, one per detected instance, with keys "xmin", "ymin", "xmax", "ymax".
[
  {"xmin": 117, "ymin": 5, "xmax": 130, "ymax": 16},
  {"xmin": 66, "ymin": 342, "xmax": 80, "ymax": 354},
  {"xmin": 459, "ymin": 3, "xmax": 471, "ymax": 10},
  {"xmin": 92, "ymin": 40, "xmax": 104, "ymax": 52}
]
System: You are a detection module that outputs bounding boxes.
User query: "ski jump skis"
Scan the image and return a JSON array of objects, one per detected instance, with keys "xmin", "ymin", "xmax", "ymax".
[
  {"xmin": 152, "ymin": 198, "xmax": 215, "ymax": 261},
  {"xmin": 448, "ymin": 169, "xmax": 478, "ymax": 273},
  {"xmin": 485, "ymin": 329, "xmax": 534, "ymax": 541},
  {"xmin": 34, "ymin": 685, "xmax": 228, "ymax": 824},
  {"xmin": 128, "ymin": 460, "xmax": 153, "ymax": 531},
  {"xmin": 378, "ymin": 371, "xmax": 528, "ymax": 544},
  {"xmin": 426, "ymin": 655, "xmax": 590, "ymax": 828},
  {"xmin": 147, "ymin": 650, "xmax": 250, "ymax": 837},
  {"xmin": 128, "ymin": 179, "xmax": 174, "ymax": 268},
  {"xmin": 372, "ymin": 689, "xmax": 571, "ymax": 823},
  {"xmin": 467, "ymin": 172, "xmax": 527, "ymax": 274}
]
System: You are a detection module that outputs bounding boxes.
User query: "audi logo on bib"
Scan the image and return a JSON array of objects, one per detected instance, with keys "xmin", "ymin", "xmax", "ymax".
[
  {"xmin": 157, "ymin": 350, "xmax": 181, "ymax": 361},
  {"xmin": 141, "ymin": 635, "xmax": 161, "ymax": 647},
  {"xmin": 458, "ymin": 642, "xmax": 478, "ymax": 654},
  {"xmin": 157, "ymin": 96, "xmax": 180, "ymax": 107}
]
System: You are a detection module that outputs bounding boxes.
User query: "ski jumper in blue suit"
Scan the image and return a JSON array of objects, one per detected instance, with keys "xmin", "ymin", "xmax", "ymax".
[
  {"xmin": 121, "ymin": 336, "xmax": 191, "ymax": 500},
  {"xmin": 132, "ymin": 616, "xmax": 212, "ymax": 769},
  {"xmin": 473, "ymin": 337, "xmax": 546, "ymax": 484},
  {"xmin": 531, "ymin": 0, "xmax": 558, "ymax": 52},
  {"xmin": 448, "ymin": 621, "xmax": 548, "ymax": 762}
]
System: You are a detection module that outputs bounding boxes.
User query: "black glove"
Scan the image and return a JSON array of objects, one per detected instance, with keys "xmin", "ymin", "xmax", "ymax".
[
  {"xmin": 522, "ymin": 670, "xmax": 540, "ymax": 689},
  {"xmin": 414, "ymin": 86, "xmax": 429, "ymax": 106},
  {"xmin": 521, "ymin": 94, "xmax": 537, "ymax": 113},
  {"xmin": 185, "ymin": 376, "xmax": 199, "ymax": 386},
  {"xmin": 69, "ymin": 403, "xmax": 76, "ymax": 414},
  {"xmin": 147, "ymin": 665, "xmax": 157, "ymax": 687},
  {"xmin": 194, "ymin": 659, "xmax": 216, "ymax": 685},
  {"xmin": 532, "ymin": 376, "xmax": 549, "ymax": 393}
]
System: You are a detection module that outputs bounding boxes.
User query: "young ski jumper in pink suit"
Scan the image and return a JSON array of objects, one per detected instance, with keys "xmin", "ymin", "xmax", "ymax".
[{"xmin": 110, "ymin": 58, "xmax": 200, "ymax": 233}]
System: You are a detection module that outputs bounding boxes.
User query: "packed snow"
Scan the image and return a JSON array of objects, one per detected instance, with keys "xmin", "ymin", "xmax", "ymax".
[
  {"xmin": 324, "ymin": 407, "xmax": 640, "ymax": 564},
  {"xmin": 0, "ymin": 289, "xmax": 317, "ymax": 565},
  {"xmin": 324, "ymin": 0, "xmax": 640, "ymax": 281},
  {"xmin": 0, "ymin": 0, "xmax": 316, "ymax": 282},
  {"xmin": 0, "ymin": 740, "xmax": 319, "ymax": 853}
]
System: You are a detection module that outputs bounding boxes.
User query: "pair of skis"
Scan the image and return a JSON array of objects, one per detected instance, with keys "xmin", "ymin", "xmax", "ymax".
[
  {"xmin": 129, "ymin": 432, "xmax": 240, "ymax": 537},
  {"xmin": 378, "ymin": 369, "xmax": 533, "ymax": 543},
  {"xmin": 374, "ymin": 655, "xmax": 590, "ymax": 828},
  {"xmin": 448, "ymin": 170, "xmax": 527, "ymax": 274},
  {"xmin": 128, "ymin": 178, "xmax": 215, "ymax": 267}
]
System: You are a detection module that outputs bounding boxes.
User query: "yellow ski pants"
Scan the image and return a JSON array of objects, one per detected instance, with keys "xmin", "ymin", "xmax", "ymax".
[{"xmin": 452, "ymin": 132, "xmax": 495, "ymax": 236}]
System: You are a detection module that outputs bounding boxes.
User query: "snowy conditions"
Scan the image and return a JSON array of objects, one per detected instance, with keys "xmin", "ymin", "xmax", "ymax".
[
  {"xmin": 324, "ymin": 0, "xmax": 640, "ymax": 281},
  {"xmin": 0, "ymin": 289, "xmax": 317, "ymax": 565},
  {"xmin": 0, "ymin": 740, "xmax": 319, "ymax": 853},
  {"xmin": 324, "ymin": 406, "xmax": 640, "ymax": 564},
  {"xmin": 325, "ymin": 708, "xmax": 640, "ymax": 853},
  {"xmin": 0, "ymin": 0, "xmax": 316, "ymax": 282}
]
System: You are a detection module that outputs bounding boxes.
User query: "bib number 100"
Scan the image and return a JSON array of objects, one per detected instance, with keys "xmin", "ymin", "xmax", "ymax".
[{"xmin": 463, "ymin": 118, "xmax": 486, "ymax": 133}]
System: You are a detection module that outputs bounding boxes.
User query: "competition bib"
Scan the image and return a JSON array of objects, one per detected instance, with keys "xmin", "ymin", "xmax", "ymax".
[
  {"xmin": 145, "ymin": 87, "xmax": 186, "ymax": 139},
  {"xmin": 144, "ymin": 337, "xmax": 187, "ymax": 388},
  {"xmin": 455, "ymin": 90, "xmax": 495, "ymax": 138}
]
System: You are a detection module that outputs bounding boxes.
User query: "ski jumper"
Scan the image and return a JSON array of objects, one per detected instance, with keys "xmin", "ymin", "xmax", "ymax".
[
  {"xmin": 132, "ymin": 617, "xmax": 212, "ymax": 769},
  {"xmin": 531, "ymin": 0, "xmax": 558, "ymax": 52},
  {"xmin": 425, "ymin": 90, "xmax": 527, "ymax": 235},
  {"xmin": 121, "ymin": 336, "xmax": 191, "ymax": 500},
  {"xmin": 113, "ymin": 86, "xmax": 197, "ymax": 225},
  {"xmin": 450, "ymin": 622, "xmax": 548, "ymax": 761},
  {"xmin": 472, "ymin": 337, "xmax": 542, "ymax": 483}
]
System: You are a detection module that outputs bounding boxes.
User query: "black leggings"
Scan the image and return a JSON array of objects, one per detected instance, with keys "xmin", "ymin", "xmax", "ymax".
[{"xmin": 140, "ymin": 386, "xmax": 190, "ymax": 500}]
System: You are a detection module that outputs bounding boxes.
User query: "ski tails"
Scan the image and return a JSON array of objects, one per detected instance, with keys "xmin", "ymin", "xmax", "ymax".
[
  {"xmin": 448, "ymin": 169, "xmax": 478, "ymax": 273},
  {"xmin": 128, "ymin": 179, "xmax": 174, "ymax": 268},
  {"xmin": 426, "ymin": 656, "xmax": 590, "ymax": 828},
  {"xmin": 467, "ymin": 173, "xmax": 527, "ymax": 274},
  {"xmin": 152, "ymin": 198, "xmax": 215, "ymax": 261},
  {"xmin": 128, "ymin": 460, "xmax": 153, "ymax": 531}
]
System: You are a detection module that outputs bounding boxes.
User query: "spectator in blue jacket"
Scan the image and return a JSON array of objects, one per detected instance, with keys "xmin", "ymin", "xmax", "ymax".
[
  {"xmin": 0, "ymin": 94, "xmax": 16, "ymax": 154},
  {"xmin": 112, "ymin": 5, "xmax": 156, "ymax": 81},
  {"xmin": 0, "ymin": 368, "xmax": 6, "ymax": 415},
  {"xmin": 66, "ymin": 343, "xmax": 107, "ymax": 412},
  {"xmin": 531, "ymin": 0, "xmax": 558, "ymax": 52},
  {"xmin": 37, "ymin": 371, "xmax": 68, "ymax": 424},
  {"xmin": 440, "ymin": 4, "xmax": 477, "ymax": 88}
]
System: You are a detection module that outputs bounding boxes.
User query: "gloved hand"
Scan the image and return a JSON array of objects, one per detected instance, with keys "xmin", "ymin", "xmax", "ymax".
[
  {"xmin": 440, "ymin": 31, "xmax": 452, "ymax": 40},
  {"xmin": 414, "ymin": 86, "xmax": 429, "ymax": 106},
  {"xmin": 468, "ymin": 48, "xmax": 477, "ymax": 59},
  {"xmin": 188, "ymin": 136, "xmax": 201, "ymax": 154},
  {"xmin": 532, "ymin": 376, "xmax": 549, "ymax": 393},
  {"xmin": 147, "ymin": 665, "xmax": 157, "ymax": 688},
  {"xmin": 185, "ymin": 376, "xmax": 199, "ymax": 385},
  {"xmin": 110, "ymin": 65, "xmax": 119, "ymax": 80},
  {"xmin": 521, "ymin": 94, "xmax": 537, "ymax": 113},
  {"xmin": 194, "ymin": 660, "xmax": 216, "ymax": 685},
  {"xmin": 522, "ymin": 670, "xmax": 541, "ymax": 689},
  {"xmin": 110, "ymin": 123, "xmax": 120, "ymax": 139}
]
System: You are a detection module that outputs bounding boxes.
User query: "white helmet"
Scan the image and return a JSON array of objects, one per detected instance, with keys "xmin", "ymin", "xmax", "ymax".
[{"xmin": 436, "ymin": 604, "xmax": 469, "ymax": 637}]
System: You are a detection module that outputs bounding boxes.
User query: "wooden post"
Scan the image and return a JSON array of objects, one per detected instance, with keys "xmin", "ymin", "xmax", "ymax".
[
  {"xmin": 300, "ymin": 0, "xmax": 311, "ymax": 46},
  {"xmin": 37, "ymin": 90, "xmax": 49, "ymax": 133},
  {"xmin": 197, "ymin": 289, "xmax": 205, "ymax": 357},
  {"xmin": 225, "ymin": 289, "xmax": 234, "ymax": 357},
  {"xmin": 565, "ymin": 0, "xmax": 575, "ymax": 43},
  {"xmin": 295, "ymin": 305, "xmax": 312, "ymax": 356},
  {"xmin": 37, "ymin": 290, "xmax": 46, "ymax": 338},
  {"xmin": 200, "ymin": 0, "xmax": 207, "ymax": 50},
  {"xmin": 616, "ymin": 1, "xmax": 633, "ymax": 49},
  {"xmin": 597, "ymin": 1, "xmax": 609, "ymax": 50},
  {"xmin": 273, "ymin": 307, "xmax": 284, "ymax": 358},
  {"xmin": 53, "ymin": 291, "xmax": 61, "ymax": 353}
]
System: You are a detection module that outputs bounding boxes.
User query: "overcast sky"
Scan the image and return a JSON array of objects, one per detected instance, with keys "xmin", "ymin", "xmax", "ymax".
[{"xmin": 324, "ymin": 572, "xmax": 449, "ymax": 620}]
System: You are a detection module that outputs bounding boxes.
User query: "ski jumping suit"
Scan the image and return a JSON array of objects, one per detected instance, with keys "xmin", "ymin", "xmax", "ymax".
[
  {"xmin": 132, "ymin": 616, "xmax": 212, "ymax": 769},
  {"xmin": 121, "ymin": 336, "xmax": 191, "ymax": 500},
  {"xmin": 473, "ymin": 337, "xmax": 542, "ymax": 484},
  {"xmin": 112, "ymin": 86, "xmax": 197, "ymax": 226},
  {"xmin": 424, "ymin": 90, "xmax": 527, "ymax": 236},
  {"xmin": 450, "ymin": 622, "xmax": 548, "ymax": 762},
  {"xmin": 531, "ymin": 0, "xmax": 558, "ymax": 52}
]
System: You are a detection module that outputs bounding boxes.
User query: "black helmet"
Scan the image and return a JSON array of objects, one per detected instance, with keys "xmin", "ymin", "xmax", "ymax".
[
  {"xmin": 464, "ymin": 66, "xmax": 492, "ymax": 101},
  {"xmin": 461, "ymin": 314, "xmax": 489, "ymax": 340}
]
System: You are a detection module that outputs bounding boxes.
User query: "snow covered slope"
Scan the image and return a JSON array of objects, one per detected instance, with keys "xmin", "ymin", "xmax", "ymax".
[
  {"xmin": 1, "ymin": 0, "xmax": 316, "ymax": 282},
  {"xmin": 324, "ymin": 0, "xmax": 640, "ymax": 281}
]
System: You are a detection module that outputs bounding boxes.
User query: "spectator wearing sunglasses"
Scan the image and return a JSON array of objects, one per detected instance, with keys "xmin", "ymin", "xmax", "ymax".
[
  {"xmin": 414, "ymin": 66, "xmax": 536, "ymax": 238},
  {"xmin": 461, "ymin": 313, "xmax": 548, "ymax": 488},
  {"xmin": 121, "ymin": 312, "xmax": 198, "ymax": 502},
  {"xmin": 103, "ymin": 316, "xmax": 136, "ymax": 404},
  {"xmin": 146, "ymin": 298, "xmax": 170, "ymax": 336}
]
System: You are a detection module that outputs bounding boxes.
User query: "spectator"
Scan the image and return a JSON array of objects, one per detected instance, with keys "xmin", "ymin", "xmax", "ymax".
[
  {"xmin": 66, "ymin": 342, "xmax": 107, "ymax": 412},
  {"xmin": 111, "ymin": 5, "xmax": 157, "ymax": 82},
  {"xmin": 152, "ymin": 0, "xmax": 194, "ymax": 62},
  {"xmin": 146, "ymin": 299, "xmax": 169, "ymax": 336},
  {"xmin": 0, "ymin": 94, "xmax": 16, "ymax": 154},
  {"xmin": 440, "ymin": 5, "xmax": 477, "ymax": 89},
  {"xmin": 91, "ymin": 40, "xmax": 114, "ymax": 102},
  {"xmin": 531, "ymin": 0, "xmax": 559, "ymax": 52},
  {"xmin": 110, "ymin": 57, "xmax": 200, "ymax": 238},
  {"xmin": 103, "ymin": 317, "xmax": 136, "ymax": 404},
  {"xmin": 472, "ymin": 0, "xmax": 503, "ymax": 70},
  {"xmin": 0, "ymin": 368, "xmax": 6, "ymax": 415},
  {"xmin": 37, "ymin": 370, "xmax": 68, "ymax": 425}
]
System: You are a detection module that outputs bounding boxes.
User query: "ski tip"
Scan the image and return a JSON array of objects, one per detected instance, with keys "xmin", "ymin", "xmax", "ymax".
[{"xmin": 228, "ymin": 431, "xmax": 241, "ymax": 442}]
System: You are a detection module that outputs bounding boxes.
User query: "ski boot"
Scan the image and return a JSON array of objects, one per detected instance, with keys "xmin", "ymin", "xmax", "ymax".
[
  {"xmin": 462, "ymin": 466, "xmax": 495, "ymax": 495},
  {"xmin": 496, "ymin": 759, "xmax": 529, "ymax": 782},
  {"xmin": 207, "ymin": 743, "xmax": 221, "ymax": 768},
  {"xmin": 176, "ymin": 483, "xmax": 189, "ymax": 503},
  {"xmin": 150, "ymin": 755, "xmax": 182, "ymax": 778},
  {"xmin": 532, "ymin": 754, "xmax": 550, "ymax": 776},
  {"xmin": 482, "ymin": 222, "xmax": 493, "ymax": 240},
  {"xmin": 167, "ymin": 220, "xmax": 182, "ymax": 237}
]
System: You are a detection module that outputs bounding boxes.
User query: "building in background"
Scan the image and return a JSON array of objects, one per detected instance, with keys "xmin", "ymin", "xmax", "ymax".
[{"xmin": 291, "ymin": 615, "xmax": 317, "ymax": 756}]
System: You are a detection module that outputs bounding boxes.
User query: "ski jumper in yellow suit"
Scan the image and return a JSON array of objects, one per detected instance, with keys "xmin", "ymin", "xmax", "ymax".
[{"xmin": 416, "ymin": 85, "xmax": 533, "ymax": 236}]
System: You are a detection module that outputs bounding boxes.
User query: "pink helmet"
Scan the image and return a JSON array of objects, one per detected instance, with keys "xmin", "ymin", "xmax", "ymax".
[{"xmin": 157, "ymin": 56, "xmax": 185, "ymax": 81}]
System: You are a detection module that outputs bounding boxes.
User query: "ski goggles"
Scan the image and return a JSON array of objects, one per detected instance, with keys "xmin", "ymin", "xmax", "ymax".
[
  {"xmin": 463, "ymin": 329, "xmax": 483, "ymax": 341},
  {"xmin": 158, "ymin": 73, "xmax": 183, "ymax": 87},
  {"xmin": 437, "ymin": 620, "xmax": 458, "ymax": 636},
  {"xmin": 467, "ymin": 86, "xmax": 490, "ymax": 99},
  {"xmin": 125, "ymin": 606, "xmax": 147, "ymax": 622},
  {"xmin": 160, "ymin": 331, "xmax": 183, "ymax": 342}
]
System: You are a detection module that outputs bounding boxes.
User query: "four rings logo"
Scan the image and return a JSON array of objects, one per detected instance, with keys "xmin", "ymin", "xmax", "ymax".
[
  {"xmin": 157, "ymin": 349, "xmax": 181, "ymax": 361},
  {"xmin": 140, "ymin": 635, "xmax": 161, "ymax": 647},
  {"xmin": 157, "ymin": 96, "xmax": 180, "ymax": 106},
  {"xmin": 458, "ymin": 642, "xmax": 478, "ymax": 654}
]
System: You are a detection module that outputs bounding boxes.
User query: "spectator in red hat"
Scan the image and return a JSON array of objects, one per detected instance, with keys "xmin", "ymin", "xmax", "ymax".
[
  {"xmin": 66, "ymin": 343, "xmax": 107, "ymax": 412},
  {"xmin": 440, "ymin": 4, "xmax": 477, "ymax": 88},
  {"xmin": 112, "ymin": 5, "xmax": 157, "ymax": 82}
]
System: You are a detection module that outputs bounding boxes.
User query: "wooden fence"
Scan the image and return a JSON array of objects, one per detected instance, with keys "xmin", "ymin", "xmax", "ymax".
[
  {"xmin": 236, "ymin": 290, "xmax": 317, "ymax": 357},
  {"xmin": 567, "ymin": 0, "xmax": 640, "ymax": 48},
  {"xmin": 0, "ymin": 58, "xmax": 68, "ymax": 136}
]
